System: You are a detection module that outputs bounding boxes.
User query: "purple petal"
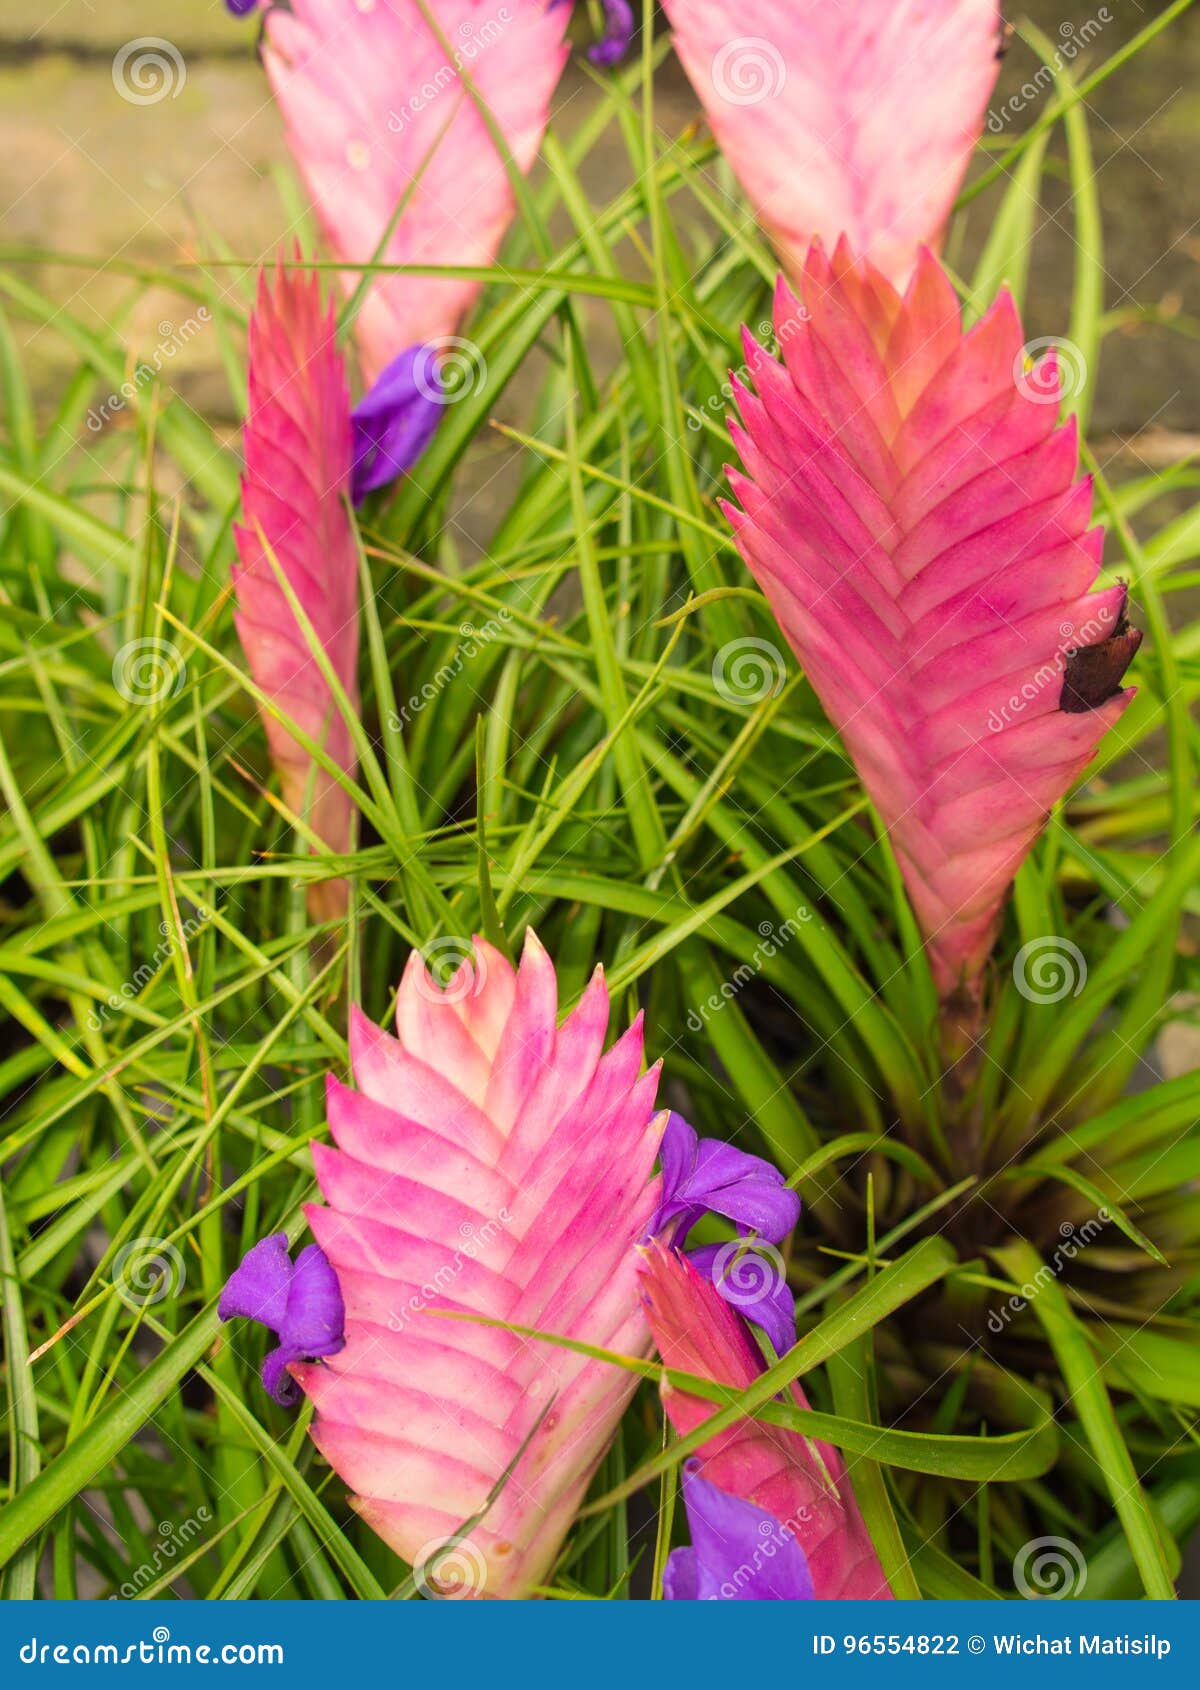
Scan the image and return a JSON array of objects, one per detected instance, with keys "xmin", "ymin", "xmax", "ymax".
[
  {"xmin": 218, "ymin": 1232, "xmax": 293, "ymax": 1333},
  {"xmin": 350, "ymin": 344, "xmax": 443, "ymax": 503},
  {"xmin": 225, "ymin": 0, "xmax": 261, "ymax": 15},
  {"xmin": 588, "ymin": 1, "xmax": 635, "ymax": 67},
  {"xmin": 260, "ymin": 1345, "xmax": 301, "ymax": 1408},
  {"xmin": 650, "ymin": 1111, "xmax": 800, "ymax": 1247},
  {"xmin": 690, "ymin": 1135, "xmax": 801, "ymax": 1242},
  {"xmin": 662, "ymin": 1546, "xmax": 700, "ymax": 1601},
  {"xmin": 220, "ymin": 1234, "xmax": 345, "ymax": 1408},
  {"xmin": 667, "ymin": 1462, "xmax": 814, "ymax": 1601},
  {"xmin": 282, "ymin": 1243, "xmax": 346, "ymax": 1362},
  {"xmin": 689, "ymin": 1242, "xmax": 796, "ymax": 1357}
]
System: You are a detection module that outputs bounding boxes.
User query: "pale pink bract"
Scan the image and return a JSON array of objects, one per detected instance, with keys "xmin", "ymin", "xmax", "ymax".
[
  {"xmin": 661, "ymin": 0, "xmax": 1001, "ymax": 287},
  {"xmin": 264, "ymin": 0, "xmax": 571, "ymax": 380},
  {"xmin": 293, "ymin": 931, "xmax": 666, "ymax": 1598}
]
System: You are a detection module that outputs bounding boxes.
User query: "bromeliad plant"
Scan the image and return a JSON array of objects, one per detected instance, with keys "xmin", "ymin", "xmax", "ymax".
[{"xmin": 1, "ymin": 0, "xmax": 1198, "ymax": 1605}]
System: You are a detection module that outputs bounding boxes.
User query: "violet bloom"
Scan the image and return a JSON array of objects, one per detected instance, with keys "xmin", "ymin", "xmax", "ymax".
[
  {"xmin": 551, "ymin": 0, "xmax": 634, "ymax": 67},
  {"xmin": 225, "ymin": 0, "xmax": 262, "ymax": 15},
  {"xmin": 219, "ymin": 1232, "xmax": 345, "ymax": 1405},
  {"xmin": 651, "ymin": 1111, "xmax": 800, "ymax": 1245},
  {"xmin": 350, "ymin": 345, "xmax": 444, "ymax": 504},
  {"xmin": 650, "ymin": 1112, "xmax": 800, "ymax": 1354},
  {"xmin": 664, "ymin": 1460, "xmax": 814, "ymax": 1601}
]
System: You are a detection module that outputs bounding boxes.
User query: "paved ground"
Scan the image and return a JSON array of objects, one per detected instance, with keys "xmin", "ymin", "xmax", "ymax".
[{"xmin": 4, "ymin": 2, "xmax": 1200, "ymax": 446}]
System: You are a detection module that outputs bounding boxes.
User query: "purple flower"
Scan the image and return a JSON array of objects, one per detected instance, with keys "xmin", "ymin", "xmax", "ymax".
[
  {"xmin": 218, "ymin": 1233, "xmax": 345, "ymax": 1405},
  {"xmin": 225, "ymin": 1, "xmax": 262, "ymax": 15},
  {"xmin": 350, "ymin": 344, "xmax": 444, "ymax": 504},
  {"xmin": 649, "ymin": 1112, "xmax": 800, "ymax": 1354},
  {"xmin": 664, "ymin": 1460, "xmax": 814, "ymax": 1601},
  {"xmin": 651, "ymin": 1112, "xmax": 800, "ymax": 1247},
  {"xmin": 551, "ymin": 0, "xmax": 634, "ymax": 67},
  {"xmin": 687, "ymin": 1241, "xmax": 796, "ymax": 1359}
]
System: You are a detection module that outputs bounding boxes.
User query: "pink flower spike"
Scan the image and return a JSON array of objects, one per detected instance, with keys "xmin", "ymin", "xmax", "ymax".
[
  {"xmin": 723, "ymin": 243, "xmax": 1140, "ymax": 1007},
  {"xmin": 263, "ymin": 1, "xmax": 571, "ymax": 381},
  {"xmin": 294, "ymin": 931, "xmax": 667, "ymax": 1598},
  {"xmin": 639, "ymin": 1242, "xmax": 892, "ymax": 1600},
  {"xmin": 233, "ymin": 259, "xmax": 360, "ymax": 923},
  {"xmin": 660, "ymin": 0, "xmax": 1002, "ymax": 287}
]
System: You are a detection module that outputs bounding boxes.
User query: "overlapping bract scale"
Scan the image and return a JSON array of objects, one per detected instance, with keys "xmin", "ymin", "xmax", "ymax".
[
  {"xmin": 723, "ymin": 241, "xmax": 1138, "ymax": 1000},
  {"xmin": 661, "ymin": 0, "xmax": 1000, "ymax": 287},
  {"xmin": 294, "ymin": 932, "xmax": 665, "ymax": 1598},
  {"xmin": 233, "ymin": 261, "xmax": 359, "ymax": 922},
  {"xmin": 264, "ymin": 0, "xmax": 570, "ymax": 379}
]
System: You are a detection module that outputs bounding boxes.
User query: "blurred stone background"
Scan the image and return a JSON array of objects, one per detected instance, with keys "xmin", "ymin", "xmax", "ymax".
[
  {"xmin": 4, "ymin": 1, "xmax": 1200, "ymax": 455},
  {"xmin": 3, "ymin": 0, "xmax": 1198, "ymax": 1596}
]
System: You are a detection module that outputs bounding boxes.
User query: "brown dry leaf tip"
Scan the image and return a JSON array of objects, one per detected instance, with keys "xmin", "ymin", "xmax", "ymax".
[
  {"xmin": 995, "ymin": 18, "xmax": 1014, "ymax": 60},
  {"xmin": 1060, "ymin": 604, "xmax": 1143, "ymax": 715}
]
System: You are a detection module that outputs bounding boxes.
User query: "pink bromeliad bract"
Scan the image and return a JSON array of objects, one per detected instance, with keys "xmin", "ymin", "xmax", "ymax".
[
  {"xmin": 263, "ymin": 1, "xmax": 571, "ymax": 382},
  {"xmin": 661, "ymin": 0, "xmax": 1001, "ymax": 288},
  {"xmin": 640, "ymin": 1242, "xmax": 892, "ymax": 1600},
  {"xmin": 233, "ymin": 261, "xmax": 360, "ymax": 922},
  {"xmin": 292, "ymin": 931, "xmax": 665, "ymax": 1598},
  {"xmin": 722, "ymin": 240, "xmax": 1140, "ymax": 1007}
]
